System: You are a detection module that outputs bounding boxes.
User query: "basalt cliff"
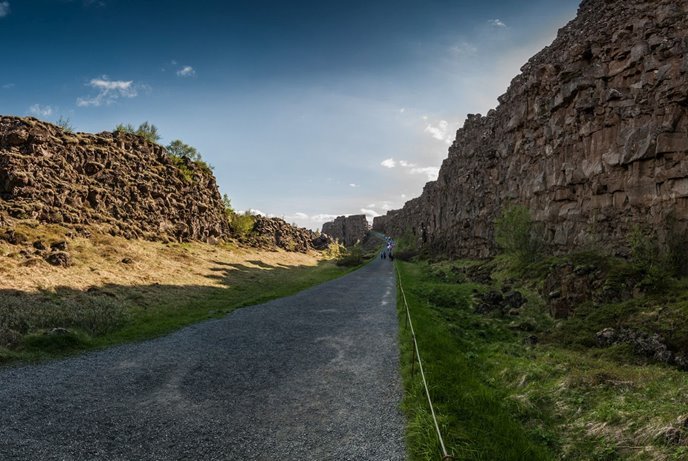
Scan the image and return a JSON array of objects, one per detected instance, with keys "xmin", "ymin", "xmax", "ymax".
[
  {"xmin": 0, "ymin": 116, "xmax": 326, "ymax": 253},
  {"xmin": 322, "ymin": 214, "xmax": 370, "ymax": 247},
  {"xmin": 374, "ymin": 0, "xmax": 688, "ymax": 258}
]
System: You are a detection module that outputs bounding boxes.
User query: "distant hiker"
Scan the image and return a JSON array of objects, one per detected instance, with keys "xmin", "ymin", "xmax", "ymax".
[
  {"xmin": 381, "ymin": 251, "xmax": 386, "ymax": 259},
  {"xmin": 389, "ymin": 252, "xmax": 394, "ymax": 261}
]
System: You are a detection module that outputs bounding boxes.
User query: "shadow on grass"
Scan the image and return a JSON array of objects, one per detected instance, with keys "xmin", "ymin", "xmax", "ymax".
[{"xmin": 0, "ymin": 258, "xmax": 354, "ymax": 365}]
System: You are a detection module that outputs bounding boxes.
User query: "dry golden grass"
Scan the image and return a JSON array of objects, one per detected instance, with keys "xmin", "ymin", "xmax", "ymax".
[
  {"xmin": 0, "ymin": 222, "xmax": 344, "ymax": 360},
  {"xmin": 0, "ymin": 222, "xmax": 321, "ymax": 293}
]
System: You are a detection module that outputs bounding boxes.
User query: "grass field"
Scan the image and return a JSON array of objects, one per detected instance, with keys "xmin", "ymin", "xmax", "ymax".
[
  {"xmin": 396, "ymin": 259, "xmax": 688, "ymax": 461},
  {"xmin": 0, "ymin": 223, "xmax": 357, "ymax": 364}
]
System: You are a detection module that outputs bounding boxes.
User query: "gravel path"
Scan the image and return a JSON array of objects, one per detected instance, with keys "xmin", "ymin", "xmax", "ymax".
[{"xmin": 0, "ymin": 257, "xmax": 406, "ymax": 461}]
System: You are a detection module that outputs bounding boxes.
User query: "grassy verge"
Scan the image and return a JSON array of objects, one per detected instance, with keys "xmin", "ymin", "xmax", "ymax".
[
  {"xmin": 396, "ymin": 258, "xmax": 688, "ymax": 460},
  {"xmin": 0, "ymin": 228, "xmax": 360, "ymax": 365},
  {"xmin": 396, "ymin": 260, "xmax": 552, "ymax": 460}
]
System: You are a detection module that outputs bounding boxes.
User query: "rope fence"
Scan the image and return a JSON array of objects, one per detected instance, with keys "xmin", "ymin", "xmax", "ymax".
[{"xmin": 395, "ymin": 262, "xmax": 454, "ymax": 461}]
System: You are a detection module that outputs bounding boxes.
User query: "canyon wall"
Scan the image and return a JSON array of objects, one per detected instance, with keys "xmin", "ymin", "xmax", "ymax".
[
  {"xmin": 374, "ymin": 0, "xmax": 688, "ymax": 258},
  {"xmin": 322, "ymin": 215, "xmax": 370, "ymax": 247},
  {"xmin": 0, "ymin": 116, "xmax": 230, "ymax": 242}
]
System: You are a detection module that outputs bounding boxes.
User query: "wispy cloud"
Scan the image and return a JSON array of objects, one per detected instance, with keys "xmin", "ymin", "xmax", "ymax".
[
  {"xmin": 424, "ymin": 120, "xmax": 453, "ymax": 144},
  {"xmin": 76, "ymin": 76, "xmax": 138, "ymax": 107},
  {"xmin": 409, "ymin": 166, "xmax": 440, "ymax": 180},
  {"xmin": 349, "ymin": 183, "xmax": 358, "ymax": 188},
  {"xmin": 311, "ymin": 213, "xmax": 339, "ymax": 224},
  {"xmin": 2, "ymin": 83, "xmax": 14, "ymax": 89},
  {"xmin": 450, "ymin": 41, "xmax": 478, "ymax": 57},
  {"xmin": 176, "ymin": 65, "xmax": 195, "ymax": 77},
  {"xmin": 29, "ymin": 104, "xmax": 53, "ymax": 117},
  {"xmin": 0, "ymin": 1, "xmax": 10, "ymax": 17},
  {"xmin": 488, "ymin": 19, "xmax": 507, "ymax": 28},
  {"xmin": 361, "ymin": 208, "xmax": 380, "ymax": 219},
  {"xmin": 381, "ymin": 158, "xmax": 396, "ymax": 168}
]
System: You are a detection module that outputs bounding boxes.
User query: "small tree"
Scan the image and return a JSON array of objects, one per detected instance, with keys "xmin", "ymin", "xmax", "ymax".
[
  {"xmin": 114, "ymin": 123, "xmax": 135, "ymax": 134},
  {"xmin": 166, "ymin": 139, "xmax": 201, "ymax": 161},
  {"xmin": 494, "ymin": 204, "xmax": 542, "ymax": 265},
  {"xmin": 136, "ymin": 122, "xmax": 160, "ymax": 143},
  {"xmin": 56, "ymin": 116, "xmax": 74, "ymax": 133},
  {"xmin": 113, "ymin": 122, "xmax": 160, "ymax": 143}
]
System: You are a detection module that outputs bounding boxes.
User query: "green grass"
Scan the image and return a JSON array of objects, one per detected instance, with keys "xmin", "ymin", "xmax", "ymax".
[
  {"xmin": 396, "ymin": 261, "xmax": 552, "ymax": 460},
  {"xmin": 396, "ymin": 259, "xmax": 688, "ymax": 460},
  {"xmin": 0, "ymin": 259, "xmax": 357, "ymax": 364}
]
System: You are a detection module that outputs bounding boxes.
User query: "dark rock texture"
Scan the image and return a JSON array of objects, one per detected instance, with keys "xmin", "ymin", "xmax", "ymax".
[
  {"xmin": 0, "ymin": 116, "xmax": 230, "ymax": 242},
  {"xmin": 374, "ymin": 0, "xmax": 688, "ymax": 257},
  {"xmin": 322, "ymin": 214, "xmax": 370, "ymax": 247},
  {"xmin": 247, "ymin": 216, "xmax": 333, "ymax": 253}
]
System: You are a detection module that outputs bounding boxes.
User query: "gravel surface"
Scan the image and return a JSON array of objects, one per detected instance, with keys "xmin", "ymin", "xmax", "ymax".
[{"xmin": 0, "ymin": 257, "xmax": 406, "ymax": 460}]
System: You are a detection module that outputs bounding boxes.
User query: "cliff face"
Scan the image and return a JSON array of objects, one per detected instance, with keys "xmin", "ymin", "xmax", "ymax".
[
  {"xmin": 0, "ymin": 116, "xmax": 230, "ymax": 242},
  {"xmin": 374, "ymin": 0, "xmax": 688, "ymax": 258},
  {"xmin": 248, "ymin": 216, "xmax": 332, "ymax": 253},
  {"xmin": 322, "ymin": 215, "xmax": 370, "ymax": 247}
]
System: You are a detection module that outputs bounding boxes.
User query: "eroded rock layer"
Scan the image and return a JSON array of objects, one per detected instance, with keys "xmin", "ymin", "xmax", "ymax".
[
  {"xmin": 0, "ymin": 116, "xmax": 230, "ymax": 242},
  {"xmin": 322, "ymin": 215, "xmax": 370, "ymax": 247},
  {"xmin": 374, "ymin": 0, "xmax": 688, "ymax": 257}
]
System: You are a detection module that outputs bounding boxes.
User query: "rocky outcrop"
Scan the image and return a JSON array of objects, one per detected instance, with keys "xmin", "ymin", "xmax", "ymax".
[
  {"xmin": 0, "ymin": 116, "xmax": 229, "ymax": 242},
  {"xmin": 374, "ymin": 0, "xmax": 688, "ymax": 257},
  {"xmin": 322, "ymin": 215, "xmax": 370, "ymax": 247},
  {"xmin": 246, "ymin": 216, "xmax": 333, "ymax": 253}
]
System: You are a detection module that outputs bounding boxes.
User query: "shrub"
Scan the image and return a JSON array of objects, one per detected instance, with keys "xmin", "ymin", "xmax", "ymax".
[
  {"xmin": 336, "ymin": 245, "xmax": 364, "ymax": 267},
  {"xmin": 114, "ymin": 122, "xmax": 160, "ymax": 144},
  {"xmin": 494, "ymin": 204, "xmax": 543, "ymax": 266},
  {"xmin": 230, "ymin": 212, "xmax": 256, "ymax": 239},
  {"xmin": 56, "ymin": 116, "xmax": 74, "ymax": 133},
  {"xmin": 166, "ymin": 139, "xmax": 201, "ymax": 161}
]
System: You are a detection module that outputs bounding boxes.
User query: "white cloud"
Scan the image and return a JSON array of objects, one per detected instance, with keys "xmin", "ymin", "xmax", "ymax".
[
  {"xmin": 422, "ymin": 115, "xmax": 428, "ymax": 120},
  {"xmin": 0, "ymin": 2, "xmax": 10, "ymax": 17},
  {"xmin": 400, "ymin": 107, "xmax": 406, "ymax": 114},
  {"xmin": 451, "ymin": 41, "xmax": 478, "ymax": 57},
  {"xmin": 29, "ymin": 104, "xmax": 53, "ymax": 117},
  {"xmin": 176, "ymin": 65, "xmax": 195, "ymax": 77},
  {"xmin": 401, "ymin": 194, "xmax": 407, "ymax": 199},
  {"xmin": 311, "ymin": 213, "xmax": 339, "ymax": 224},
  {"xmin": 293, "ymin": 212, "xmax": 309, "ymax": 220},
  {"xmin": 410, "ymin": 166, "xmax": 440, "ymax": 180},
  {"xmin": 361, "ymin": 208, "xmax": 380, "ymax": 219},
  {"xmin": 248, "ymin": 208, "xmax": 265, "ymax": 216},
  {"xmin": 381, "ymin": 158, "xmax": 396, "ymax": 168},
  {"xmin": 77, "ymin": 76, "xmax": 138, "ymax": 107},
  {"xmin": 424, "ymin": 120, "xmax": 453, "ymax": 144},
  {"xmin": 349, "ymin": 183, "xmax": 358, "ymax": 188},
  {"xmin": 367, "ymin": 203, "xmax": 376, "ymax": 208},
  {"xmin": 381, "ymin": 202, "xmax": 393, "ymax": 211},
  {"xmin": 399, "ymin": 160, "xmax": 415, "ymax": 168},
  {"xmin": 488, "ymin": 19, "xmax": 507, "ymax": 28}
]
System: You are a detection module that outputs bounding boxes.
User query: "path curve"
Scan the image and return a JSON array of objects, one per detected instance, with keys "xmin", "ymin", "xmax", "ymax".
[{"xmin": 0, "ymin": 257, "xmax": 405, "ymax": 460}]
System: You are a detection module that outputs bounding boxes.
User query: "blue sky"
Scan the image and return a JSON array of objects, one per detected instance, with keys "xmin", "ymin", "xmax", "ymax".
[{"xmin": 0, "ymin": 0, "xmax": 580, "ymax": 230}]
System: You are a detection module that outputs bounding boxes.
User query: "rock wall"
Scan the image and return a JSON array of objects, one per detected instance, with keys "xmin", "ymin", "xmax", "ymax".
[
  {"xmin": 374, "ymin": 0, "xmax": 688, "ymax": 258},
  {"xmin": 247, "ymin": 216, "xmax": 332, "ymax": 253},
  {"xmin": 0, "ymin": 116, "xmax": 231, "ymax": 242},
  {"xmin": 322, "ymin": 215, "xmax": 370, "ymax": 247}
]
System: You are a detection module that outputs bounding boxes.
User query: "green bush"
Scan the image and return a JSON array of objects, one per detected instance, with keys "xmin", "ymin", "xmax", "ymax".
[
  {"xmin": 230, "ymin": 212, "xmax": 256, "ymax": 239},
  {"xmin": 336, "ymin": 245, "xmax": 364, "ymax": 267},
  {"xmin": 494, "ymin": 204, "xmax": 543, "ymax": 266},
  {"xmin": 114, "ymin": 121, "xmax": 160, "ymax": 144},
  {"xmin": 56, "ymin": 116, "xmax": 74, "ymax": 133}
]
